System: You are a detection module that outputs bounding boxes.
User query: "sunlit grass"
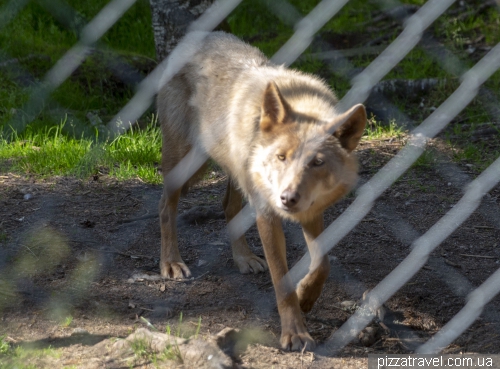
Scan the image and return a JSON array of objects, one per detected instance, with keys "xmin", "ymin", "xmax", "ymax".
[
  {"xmin": 0, "ymin": 0, "xmax": 499, "ymax": 178},
  {"xmin": 0, "ymin": 117, "xmax": 162, "ymax": 183},
  {"xmin": 363, "ymin": 116, "xmax": 406, "ymax": 140},
  {"xmin": 106, "ymin": 119, "xmax": 162, "ymax": 183}
]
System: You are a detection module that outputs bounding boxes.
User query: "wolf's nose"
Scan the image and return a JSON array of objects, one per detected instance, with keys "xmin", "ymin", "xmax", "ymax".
[{"xmin": 281, "ymin": 190, "xmax": 301, "ymax": 207}]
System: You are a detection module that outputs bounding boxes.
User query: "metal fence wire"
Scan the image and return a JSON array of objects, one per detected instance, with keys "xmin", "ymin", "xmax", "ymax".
[{"xmin": 2, "ymin": 0, "xmax": 500, "ymax": 358}]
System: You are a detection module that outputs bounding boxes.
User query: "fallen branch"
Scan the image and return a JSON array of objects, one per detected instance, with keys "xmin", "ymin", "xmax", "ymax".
[
  {"xmin": 128, "ymin": 271, "xmax": 209, "ymax": 284},
  {"xmin": 459, "ymin": 254, "xmax": 497, "ymax": 259},
  {"xmin": 117, "ymin": 213, "xmax": 157, "ymax": 224},
  {"xmin": 91, "ymin": 248, "xmax": 156, "ymax": 260},
  {"xmin": 474, "ymin": 225, "xmax": 499, "ymax": 230}
]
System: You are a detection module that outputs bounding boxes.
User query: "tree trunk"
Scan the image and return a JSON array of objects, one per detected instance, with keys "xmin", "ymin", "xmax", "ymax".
[{"xmin": 148, "ymin": 0, "xmax": 215, "ymax": 61}]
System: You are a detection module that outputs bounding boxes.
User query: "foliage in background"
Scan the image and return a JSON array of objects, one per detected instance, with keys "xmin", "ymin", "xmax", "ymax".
[{"xmin": 0, "ymin": 0, "xmax": 499, "ymax": 181}]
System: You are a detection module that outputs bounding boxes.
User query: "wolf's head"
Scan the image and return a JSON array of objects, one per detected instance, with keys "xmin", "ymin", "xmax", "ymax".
[{"xmin": 250, "ymin": 82, "xmax": 366, "ymax": 222}]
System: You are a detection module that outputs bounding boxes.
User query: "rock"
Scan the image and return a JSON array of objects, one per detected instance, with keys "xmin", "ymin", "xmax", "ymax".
[
  {"xmin": 71, "ymin": 328, "xmax": 89, "ymax": 335},
  {"xmin": 213, "ymin": 327, "xmax": 272, "ymax": 359},
  {"xmin": 340, "ymin": 300, "xmax": 357, "ymax": 311},
  {"xmin": 113, "ymin": 328, "xmax": 233, "ymax": 368},
  {"xmin": 358, "ymin": 326, "xmax": 381, "ymax": 347}
]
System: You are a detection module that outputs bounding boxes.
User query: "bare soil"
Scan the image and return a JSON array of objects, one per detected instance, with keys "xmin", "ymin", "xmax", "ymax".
[{"xmin": 1, "ymin": 136, "xmax": 500, "ymax": 368}]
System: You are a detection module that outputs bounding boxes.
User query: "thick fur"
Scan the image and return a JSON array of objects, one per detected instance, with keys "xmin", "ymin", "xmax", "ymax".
[{"xmin": 157, "ymin": 31, "xmax": 366, "ymax": 351}]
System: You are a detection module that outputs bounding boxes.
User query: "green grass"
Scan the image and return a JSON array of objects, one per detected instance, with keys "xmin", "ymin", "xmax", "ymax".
[
  {"xmin": 0, "ymin": 0, "xmax": 155, "ymax": 130},
  {"xmin": 0, "ymin": 336, "xmax": 62, "ymax": 369},
  {"xmin": 0, "ymin": 336, "xmax": 10, "ymax": 355},
  {"xmin": 0, "ymin": 0, "xmax": 155, "ymax": 58},
  {"xmin": 0, "ymin": 0, "xmax": 499, "ymax": 180},
  {"xmin": 127, "ymin": 314, "xmax": 200, "ymax": 367},
  {"xmin": 129, "ymin": 337, "xmax": 183, "ymax": 367},
  {"xmin": 106, "ymin": 118, "xmax": 162, "ymax": 182},
  {"xmin": 0, "ymin": 117, "xmax": 162, "ymax": 183},
  {"xmin": 61, "ymin": 315, "xmax": 73, "ymax": 327},
  {"xmin": 1, "ymin": 121, "xmax": 93, "ymax": 175},
  {"xmin": 0, "ymin": 231, "xmax": 8, "ymax": 242},
  {"xmin": 412, "ymin": 149, "xmax": 437, "ymax": 169},
  {"xmin": 164, "ymin": 312, "xmax": 202, "ymax": 340},
  {"xmin": 363, "ymin": 116, "xmax": 406, "ymax": 140}
]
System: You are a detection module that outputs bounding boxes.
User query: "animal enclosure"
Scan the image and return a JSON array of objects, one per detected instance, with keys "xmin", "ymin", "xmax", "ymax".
[{"xmin": 1, "ymin": 0, "xmax": 500, "ymax": 367}]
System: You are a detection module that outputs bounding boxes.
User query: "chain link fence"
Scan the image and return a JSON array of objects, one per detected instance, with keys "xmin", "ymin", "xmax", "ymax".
[{"xmin": 1, "ymin": 0, "xmax": 500, "ymax": 360}]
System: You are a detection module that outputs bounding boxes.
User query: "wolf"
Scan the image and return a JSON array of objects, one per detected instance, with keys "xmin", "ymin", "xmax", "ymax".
[{"xmin": 157, "ymin": 31, "xmax": 366, "ymax": 351}]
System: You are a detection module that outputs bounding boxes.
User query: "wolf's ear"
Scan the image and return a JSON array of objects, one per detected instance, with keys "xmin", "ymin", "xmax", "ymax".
[
  {"xmin": 260, "ymin": 82, "xmax": 291, "ymax": 132},
  {"xmin": 329, "ymin": 104, "xmax": 366, "ymax": 152}
]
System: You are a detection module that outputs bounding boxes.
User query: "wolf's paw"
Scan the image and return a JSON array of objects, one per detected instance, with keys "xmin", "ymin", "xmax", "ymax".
[
  {"xmin": 161, "ymin": 261, "xmax": 192, "ymax": 279},
  {"xmin": 280, "ymin": 330, "xmax": 316, "ymax": 351},
  {"xmin": 234, "ymin": 254, "xmax": 268, "ymax": 274}
]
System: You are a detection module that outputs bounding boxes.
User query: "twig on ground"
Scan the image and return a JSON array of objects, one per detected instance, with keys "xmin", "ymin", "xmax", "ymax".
[
  {"xmin": 140, "ymin": 316, "xmax": 159, "ymax": 331},
  {"xmin": 20, "ymin": 244, "xmax": 38, "ymax": 258},
  {"xmin": 308, "ymin": 316, "xmax": 345, "ymax": 327},
  {"xmin": 474, "ymin": 225, "xmax": 499, "ymax": 230},
  {"xmin": 91, "ymin": 248, "xmax": 156, "ymax": 260},
  {"xmin": 117, "ymin": 213, "xmax": 157, "ymax": 224},
  {"xmin": 0, "ymin": 289, "xmax": 17, "ymax": 297},
  {"xmin": 129, "ymin": 271, "xmax": 210, "ymax": 284},
  {"xmin": 444, "ymin": 259, "xmax": 462, "ymax": 267},
  {"xmin": 459, "ymin": 254, "xmax": 497, "ymax": 259}
]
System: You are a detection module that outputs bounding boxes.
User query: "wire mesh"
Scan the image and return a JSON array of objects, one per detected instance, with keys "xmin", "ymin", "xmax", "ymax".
[{"xmin": 1, "ymin": 0, "xmax": 500, "ymax": 359}]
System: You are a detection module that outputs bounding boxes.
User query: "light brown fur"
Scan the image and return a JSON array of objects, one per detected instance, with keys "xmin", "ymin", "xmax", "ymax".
[{"xmin": 157, "ymin": 31, "xmax": 366, "ymax": 351}]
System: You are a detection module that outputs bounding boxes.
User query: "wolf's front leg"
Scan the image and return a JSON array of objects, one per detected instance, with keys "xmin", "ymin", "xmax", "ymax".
[
  {"xmin": 223, "ymin": 180, "xmax": 268, "ymax": 274},
  {"xmin": 159, "ymin": 187, "xmax": 191, "ymax": 279},
  {"xmin": 296, "ymin": 215, "xmax": 330, "ymax": 312},
  {"xmin": 256, "ymin": 214, "xmax": 315, "ymax": 351}
]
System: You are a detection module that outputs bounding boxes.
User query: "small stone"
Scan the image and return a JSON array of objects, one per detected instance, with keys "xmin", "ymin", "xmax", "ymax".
[
  {"xmin": 340, "ymin": 300, "xmax": 357, "ymax": 310},
  {"xmin": 359, "ymin": 326, "xmax": 380, "ymax": 347},
  {"xmin": 71, "ymin": 328, "xmax": 89, "ymax": 335},
  {"xmin": 86, "ymin": 111, "xmax": 102, "ymax": 126},
  {"xmin": 466, "ymin": 46, "xmax": 476, "ymax": 54}
]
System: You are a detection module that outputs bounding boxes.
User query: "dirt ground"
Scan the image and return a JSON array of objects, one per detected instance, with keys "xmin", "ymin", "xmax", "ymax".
[{"xmin": 1, "ymin": 135, "xmax": 500, "ymax": 368}]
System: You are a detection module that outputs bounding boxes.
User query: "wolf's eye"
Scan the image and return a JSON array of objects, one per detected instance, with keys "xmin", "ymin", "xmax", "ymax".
[
  {"xmin": 312, "ymin": 158, "xmax": 324, "ymax": 166},
  {"xmin": 277, "ymin": 154, "xmax": 286, "ymax": 161}
]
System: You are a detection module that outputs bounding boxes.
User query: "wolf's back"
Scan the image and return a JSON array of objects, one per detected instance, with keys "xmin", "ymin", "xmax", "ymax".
[{"xmin": 157, "ymin": 32, "xmax": 339, "ymax": 194}]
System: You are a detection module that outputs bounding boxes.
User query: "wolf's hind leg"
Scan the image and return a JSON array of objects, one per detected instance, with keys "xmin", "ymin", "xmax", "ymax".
[
  {"xmin": 223, "ymin": 180, "xmax": 268, "ymax": 274},
  {"xmin": 296, "ymin": 215, "xmax": 330, "ymax": 313},
  {"xmin": 159, "ymin": 184, "xmax": 191, "ymax": 279}
]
